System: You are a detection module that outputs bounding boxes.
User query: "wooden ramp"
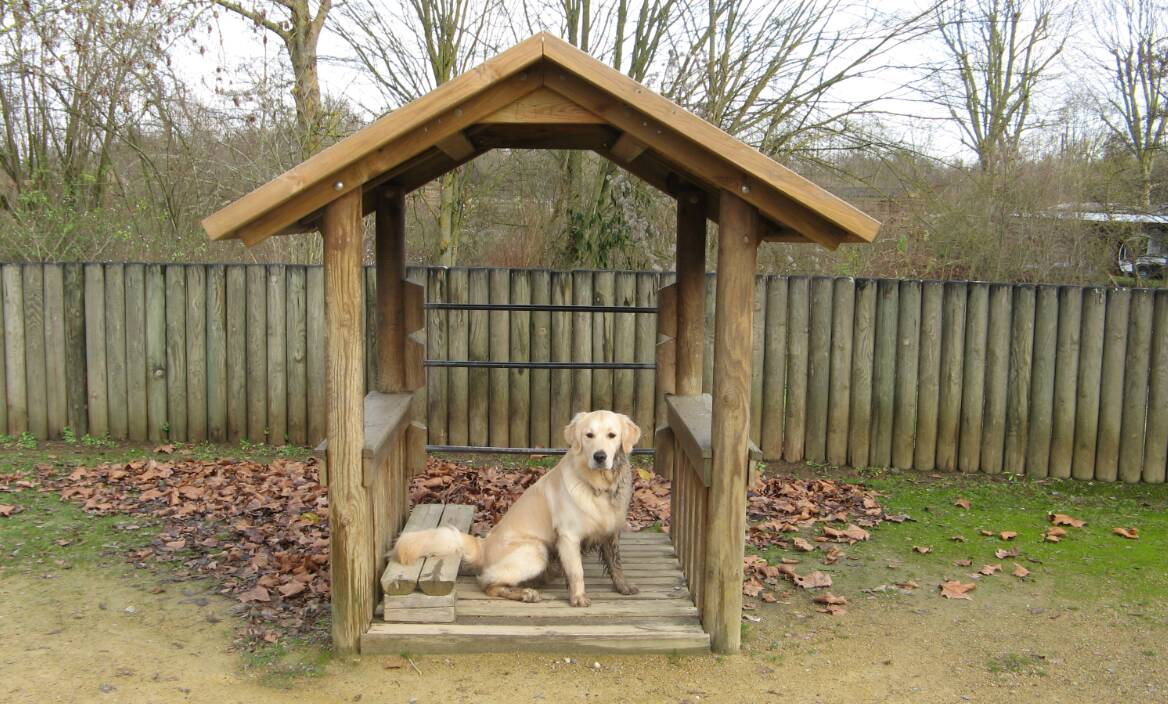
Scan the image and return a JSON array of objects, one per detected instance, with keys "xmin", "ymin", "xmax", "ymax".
[{"xmin": 363, "ymin": 531, "xmax": 710, "ymax": 655}]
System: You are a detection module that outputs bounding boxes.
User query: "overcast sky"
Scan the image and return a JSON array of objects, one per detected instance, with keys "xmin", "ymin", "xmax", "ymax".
[{"xmin": 180, "ymin": 0, "xmax": 1098, "ymax": 166}]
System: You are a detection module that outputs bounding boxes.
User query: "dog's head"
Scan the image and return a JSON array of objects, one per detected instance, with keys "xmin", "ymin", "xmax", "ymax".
[{"xmin": 564, "ymin": 410, "xmax": 642, "ymax": 471}]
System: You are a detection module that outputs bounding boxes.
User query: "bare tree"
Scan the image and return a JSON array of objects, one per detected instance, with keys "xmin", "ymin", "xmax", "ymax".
[
  {"xmin": 337, "ymin": 0, "xmax": 507, "ymax": 264},
  {"xmin": 662, "ymin": 1, "xmax": 932, "ymax": 162},
  {"xmin": 1092, "ymin": 0, "xmax": 1167, "ymax": 208},
  {"xmin": 207, "ymin": 1, "xmax": 333, "ymax": 158},
  {"xmin": 929, "ymin": 0, "xmax": 1069, "ymax": 172},
  {"xmin": 0, "ymin": 0, "xmax": 189, "ymax": 260}
]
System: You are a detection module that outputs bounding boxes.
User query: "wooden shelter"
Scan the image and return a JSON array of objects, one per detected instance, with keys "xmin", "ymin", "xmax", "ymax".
[{"xmin": 203, "ymin": 33, "xmax": 879, "ymax": 655}]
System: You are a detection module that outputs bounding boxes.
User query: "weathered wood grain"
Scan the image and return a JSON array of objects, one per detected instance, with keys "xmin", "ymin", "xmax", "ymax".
[
  {"xmin": 468, "ymin": 268, "xmax": 490, "ymax": 445},
  {"xmin": 1003, "ymin": 285, "xmax": 1034, "ymax": 474},
  {"xmin": 1095, "ymin": 288, "xmax": 1130, "ymax": 482},
  {"xmin": 509, "ymin": 270, "xmax": 531, "ymax": 446},
  {"xmin": 144, "ymin": 265, "xmax": 167, "ymax": 441},
  {"xmin": 185, "ymin": 265, "xmax": 208, "ymax": 442},
  {"xmin": 1071, "ymin": 287, "xmax": 1106, "ymax": 480},
  {"xmin": 42, "ymin": 264, "xmax": 68, "ymax": 438},
  {"xmin": 322, "ymin": 189, "xmax": 372, "ymax": 654},
  {"xmin": 703, "ymin": 191, "xmax": 758, "ymax": 654},
  {"xmin": 1118, "ymin": 289, "xmax": 1153, "ymax": 483},
  {"xmin": 848, "ymin": 278, "xmax": 876, "ymax": 467},
  {"xmin": 246, "ymin": 265, "xmax": 267, "ymax": 442},
  {"xmin": 783, "ymin": 276, "xmax": 809, "ymax": 462},
  {"xmin": 123, "ymin": 265, "xmax": 148, "ymax": 441},
  {"xmin": 958, "ymin": 283, "xmax": 988, "ymax": 473},
  {"xmin": 82, "ymin": 264, "xmax": 106, "ymax": 437},
  {"xmin": 760, "ymin": 276, "xmax": 788, "ymax": 460},
  {"xmin": 980, "ymin": 284, "xmax": 1011, "ymax": 473},
  {"xmin": 892, "ymin": 280, "xmax": 921, "ymax": 470},
  {"xmin": 804, "ymin": 277, "xmax": 832, "ymax": 463},
  {"xmin": 23, "ymin": 265, "xmax": 48, "ymax": 438}
]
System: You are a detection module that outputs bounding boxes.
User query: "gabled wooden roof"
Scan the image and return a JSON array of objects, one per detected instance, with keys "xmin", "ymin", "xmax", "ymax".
[{"xmin": 202, "ymin": 33, "xmax": 879, "ymax": 250}]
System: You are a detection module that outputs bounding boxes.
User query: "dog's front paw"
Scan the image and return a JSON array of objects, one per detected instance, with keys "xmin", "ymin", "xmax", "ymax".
[
  {"xmin": 521, "ymin": 588, "xmax": 541, "ymax": 603},
  {"xmin": 570, "ymin": 594, "xmax": 592, "ymax": 608},
  {"xmin": 616, "ymin": 582, "xmax": 639, "ymax": 595}
]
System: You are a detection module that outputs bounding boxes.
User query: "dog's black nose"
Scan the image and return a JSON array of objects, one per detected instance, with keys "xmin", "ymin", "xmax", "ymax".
[{"xmin": 593, "ymin": 450, "xmax": 607, "ymax": 464}]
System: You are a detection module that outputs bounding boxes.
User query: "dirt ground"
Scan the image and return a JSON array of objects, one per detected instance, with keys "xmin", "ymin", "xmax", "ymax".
[{"xmin": 2, "ymin": 564, "xmax": 1164, "ymax": 704}]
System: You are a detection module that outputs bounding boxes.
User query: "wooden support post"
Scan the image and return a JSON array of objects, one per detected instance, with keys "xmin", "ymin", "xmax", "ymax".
[
  {"xmin": 676, "ymin": 191, "xmax": 707, "ymax": 396},
  {"xmin": 376, "ymin": 190, "xmax": 407, "ymax": 392},
  {"xmin": 324, "ymin": 189, "xmax": 373, "ymax": 654},
  {"xmin": 704, "ymin": 190, "xmax": 759, "ymax": 654}
]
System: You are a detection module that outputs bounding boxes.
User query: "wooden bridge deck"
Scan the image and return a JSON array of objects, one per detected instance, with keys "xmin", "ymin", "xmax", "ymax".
[{"xmin": 362, "ymin": 531, "xmax": 710, "ymax": 655}]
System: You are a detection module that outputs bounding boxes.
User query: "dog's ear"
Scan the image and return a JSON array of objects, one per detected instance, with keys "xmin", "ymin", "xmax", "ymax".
[
  {"xmin": 564, "ymin": 412, "xmax": 589, "ymax": 450},
  {"xmin": 619, "ymin": 414, "xmax": 642, "ymax": 455}
]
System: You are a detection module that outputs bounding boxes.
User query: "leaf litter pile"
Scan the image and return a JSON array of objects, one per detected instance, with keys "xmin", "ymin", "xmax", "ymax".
[
  {"xmin": 740, "ymin": 477, "xmax": 896, "ymax": 610},
  {"xmin": 26, "ymin": 451, "xmax": 1126, "ymax": 636},
  {"xmin": 34, "ymin": 456, "xmax": 330, "ymax": 645}
]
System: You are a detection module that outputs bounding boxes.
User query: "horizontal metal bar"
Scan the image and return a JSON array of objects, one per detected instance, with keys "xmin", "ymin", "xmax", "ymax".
[
  {"xmin": 427, "ymin": 445, "xmax": 655, "ymax": 456},
  {"xmin": 423, "ymin": 303, "xmax": 656, "ymax": 313},
  {"xmin": 424, "ymin": 360, "xmax": 656, "ymax": 369}
]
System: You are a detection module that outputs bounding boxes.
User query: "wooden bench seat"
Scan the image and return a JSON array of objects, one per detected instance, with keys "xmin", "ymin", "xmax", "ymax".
[
  {"xmin": 380, "ymin": 503, "xmax": 474, "ymax": 623},
  {"xmin": 666, "ymin": 393, "xmax": 762, "ymax": 487}
]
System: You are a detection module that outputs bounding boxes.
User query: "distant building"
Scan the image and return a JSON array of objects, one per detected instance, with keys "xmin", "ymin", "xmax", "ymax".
[{"xmin": 1041, "ymin": 205, "xmax": 1168, "ymax": 279}]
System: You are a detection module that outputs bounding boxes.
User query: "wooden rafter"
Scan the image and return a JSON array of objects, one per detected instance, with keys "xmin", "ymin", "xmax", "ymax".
[{"xmin": 202, "ymin": 33, "xmax": 880, "ymax": 250}]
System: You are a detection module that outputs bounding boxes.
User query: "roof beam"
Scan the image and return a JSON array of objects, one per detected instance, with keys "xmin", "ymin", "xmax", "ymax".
[
  {"xmin": 435, "ymin": 131, "xmax": 477, "ymax": 161},
  {"xmin": 203, "ymin": 35, "xmax": 546, "ymax": 243},
  {"xmin": 479, "ymin": 87, "xmax": 605, "ymax": 124},
  {"xmin": 544, "ymin": 72, "xmax": 844, "ymax": 249},
  {"xmin": 542, "ymin": 34, "xmax": 878, "ymax": 244},
  {"xmin": 234, "ymin": 70, "xmax": 544, "ymax": 246},
  {"xmin": 610, "ymin": 132, "xmax": 647, "ymax": 163}
]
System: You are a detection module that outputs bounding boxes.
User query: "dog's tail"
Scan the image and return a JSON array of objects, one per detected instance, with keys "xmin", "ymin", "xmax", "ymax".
[{"xmin": 392, "ymin": 526, "xmax": 483, "ymax": 569}]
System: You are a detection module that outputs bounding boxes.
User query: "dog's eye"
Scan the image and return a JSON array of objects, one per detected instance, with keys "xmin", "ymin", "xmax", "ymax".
[
  {"xmin": 608, "ymin": 432, "xmax": 616, "ymax": 439},
  {"xmin": 585, "ymin": 432, "xmax": 594, "ymax": 438}
]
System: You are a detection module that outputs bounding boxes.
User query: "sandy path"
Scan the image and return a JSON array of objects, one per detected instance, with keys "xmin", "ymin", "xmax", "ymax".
[{"xmin": 2, "ymin": 565, "xmax": 1165, "ymax": 704}]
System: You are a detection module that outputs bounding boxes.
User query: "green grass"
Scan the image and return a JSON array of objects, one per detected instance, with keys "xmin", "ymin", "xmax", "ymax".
[
  {"xmin": 986, "ymin": 652, "xmax": 1047, "ymax": 676},
  {"xmin": 239, "ymin": 639, "xmax": 335, "ymax": 688},
  {"xmin": 756, "ymin": 466, "xmax": 1168, "ymax": 609}
]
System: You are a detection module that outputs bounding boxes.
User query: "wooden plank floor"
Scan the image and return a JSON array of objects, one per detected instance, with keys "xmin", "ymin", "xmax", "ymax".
[{"xmin": 363, "ymin": 531, "xmax": 709, "ymax": 654}]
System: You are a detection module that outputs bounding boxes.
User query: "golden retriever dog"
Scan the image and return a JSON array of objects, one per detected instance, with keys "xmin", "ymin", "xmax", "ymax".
[{"xmin": 393, "ymin": 410, "xmax": 642, "ymax": 607}]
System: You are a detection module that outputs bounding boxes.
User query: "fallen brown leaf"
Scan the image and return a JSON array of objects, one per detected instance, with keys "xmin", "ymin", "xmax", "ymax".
[
  {"xmin": 153, "ymin": 444, "xmax": 176, "ymax": 454},
  {"xmin": 813, "ymin": 593, "xmax": 848, "ymax": 606},
  {"xmin": 999, "ymin": 531, "xmax": 1018, "ymax": 541},
  {"xmin": 939, "ymin": 580, "xmax": 976, "ymax": 600},
  {"xmin": 912, "ymin": 545, "xmax": 932, "ymax": 554},
  {"xmin": 793, "ymin": 571, "xmax": 833, "ymax": 590},
  {"xmin": 760, "ymin": 591, "xmax": 778, "ymax": 603},
  {"xmin": 277, "ymin": 581, "xmax": 306, "ymax": 598},
  {"xmin": 1044, "ymin": 527, "xmax": 1067, "ymax": 542},
  {"xmin": 1049, "ymin": 513, "xmax": 1086, "ymax": 528},
  {"xmin": 954, "ymin": 498, "xmax": 971, "ymax": 510},
  {"xmin": 954, "ymin": 559, "xmax": 973, "ymax": 567},
  {"xmin": 950, "ymin": 535, "xmax": 966, "ymax": 542},
  {"xmin": 238, "ymin": 585, "xmax": 271, "ymax": 603},
  {"xmin": 977, "ymin": 564, "xmax": 1002, "ymax": 576},
  {"xmin": 822, "ymin": 546, "xmax": 843, "ymax": 565},
  {"xmin": 1012, "ymin": 563, "xmax": 1030, "ymax": 578},
  {"xmin": 995, "ymin": 547, "xmax": 1019, "ymax": 559},
  {"xmin": 0, "ymin": 504, "xmax": 17, "ymax": 517},
  {"xmin": 382, "ymin": 656, "xmax": 407, "ymax": 670},
  {"xmin": 894, "ymin": 581, "xmax": 919, "ymax": 590},
  {"xmin": 1113, "ymin": 527, "xmax": 1139, "ymax": 540},
  {"xmin": 816, "ymin": 605, "xmax": 847, "ymax": 616},
  {"xmin": 793, "ymin": 537, "xmax": 815, "ymax": 552},
  {"xmin": 979, "ymin": 530, "xmax": 994, "ymax": 537}
]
